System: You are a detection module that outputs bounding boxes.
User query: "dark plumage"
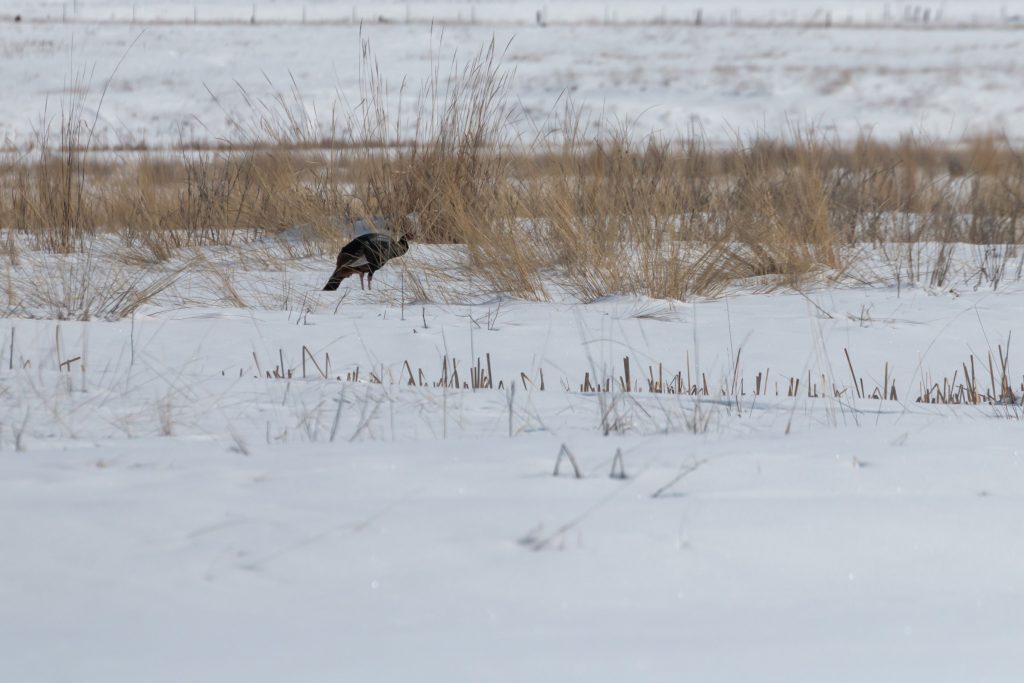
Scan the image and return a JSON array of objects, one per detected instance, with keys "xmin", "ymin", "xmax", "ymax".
[{"xmin": 323, "ymin": 232, "xmax": 411, "ymax": 291}]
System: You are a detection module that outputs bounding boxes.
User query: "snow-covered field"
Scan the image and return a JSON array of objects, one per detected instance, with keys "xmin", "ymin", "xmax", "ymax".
[
  {"xmin": 2, "ymin": 239, "xmax": 1024, "ymax": 680},
  {"xmin": 4, "ymin": 2, "xmax": 1024, "ymax": 680},
  {"xmin": 1, "ymin": 0, "xmax": 1023, "ymax": 147}
]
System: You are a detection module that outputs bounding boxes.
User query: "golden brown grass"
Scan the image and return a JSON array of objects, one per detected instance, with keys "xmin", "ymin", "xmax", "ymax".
[{"xmin": 2, "ymin": 40, "xmax": 1023, "ymax": 304}]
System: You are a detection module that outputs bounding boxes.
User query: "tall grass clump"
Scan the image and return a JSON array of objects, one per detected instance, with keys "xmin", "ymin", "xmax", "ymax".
[
  {"xmin": 3, "ymin": 81, "xmax": 95, "ymax": 254},
  {"xmin": 345, "ymin": 35, "xmax": 551, "ymax": 299},
  {"xmin": 350, "ymin": 36, "xmax": 517, "ymax": 242},
  {"xmin": 720, "ymin": 133, "xmax": 842, "ymax": 285},
  {"xmin": 514, "ymin": 120, "xmax": 728, "ymax": 300}
]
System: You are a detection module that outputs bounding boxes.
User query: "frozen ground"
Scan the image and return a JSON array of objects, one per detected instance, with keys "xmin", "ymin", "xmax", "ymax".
[
  {"xmin": 4, "ymin": 2, "xmax": 1024, "ymax": 677},
  {"xmin": 4, "ymin": 0, "xmax": 1023, "ymax": 25},
  {"xmin": 2, "ymin": 242, "xmax": 1024, "ymax": 680},
  {"xmin": 1, "ymin": 1, "xmax": 1023, "ymax": 147}
]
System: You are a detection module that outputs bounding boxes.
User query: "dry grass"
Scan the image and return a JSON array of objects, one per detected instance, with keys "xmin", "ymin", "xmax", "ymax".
[
  {"xmin": 250, "ymin": 344, "xmax": 1023, "ymax": 410},
  {"xmin": 2, "ymin": 240, "xmax": 185, "ymax": 320},
  {"xmin": 2, "ymin": 40, "xmax": 1024, "ymax": 305}
]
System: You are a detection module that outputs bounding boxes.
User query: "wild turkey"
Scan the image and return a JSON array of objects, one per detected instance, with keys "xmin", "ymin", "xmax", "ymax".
[{"xmin": 322, "ymin": 232, "xmax": 411, "ymax": 291}]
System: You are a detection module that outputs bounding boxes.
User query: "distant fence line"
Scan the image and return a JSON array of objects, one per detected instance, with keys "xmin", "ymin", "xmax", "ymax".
[{"xmin": 5, "ymin": 3, "xmax": 1024, "ymax": 30}]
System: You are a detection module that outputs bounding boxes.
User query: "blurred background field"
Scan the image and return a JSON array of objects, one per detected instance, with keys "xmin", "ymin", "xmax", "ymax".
[{"xmin": 1, "ymin": 0, "xmax": 1022, "ymax": 149}]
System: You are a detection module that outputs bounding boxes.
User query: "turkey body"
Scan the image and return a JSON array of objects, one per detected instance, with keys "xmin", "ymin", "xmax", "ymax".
[{"xmin": 323, "ymin": 233, "xmax": 410, "ymax": 291}]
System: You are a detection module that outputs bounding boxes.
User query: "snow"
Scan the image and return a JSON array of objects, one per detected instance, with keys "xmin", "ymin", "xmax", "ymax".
[
  {"xmin": 1, "ymin": 2, "xmax": 1023, "ymax": 147},
  {"xmin": 4, "ymin": 2, "xmax": 1024, "ymax": 677},
  {"xmin": 4, "ymin": 426, "xmax": 1024, "ymax": 681},
  {"xmin": 2, "ymin": 240, "xmax": 1024, "ymax": 680}
]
